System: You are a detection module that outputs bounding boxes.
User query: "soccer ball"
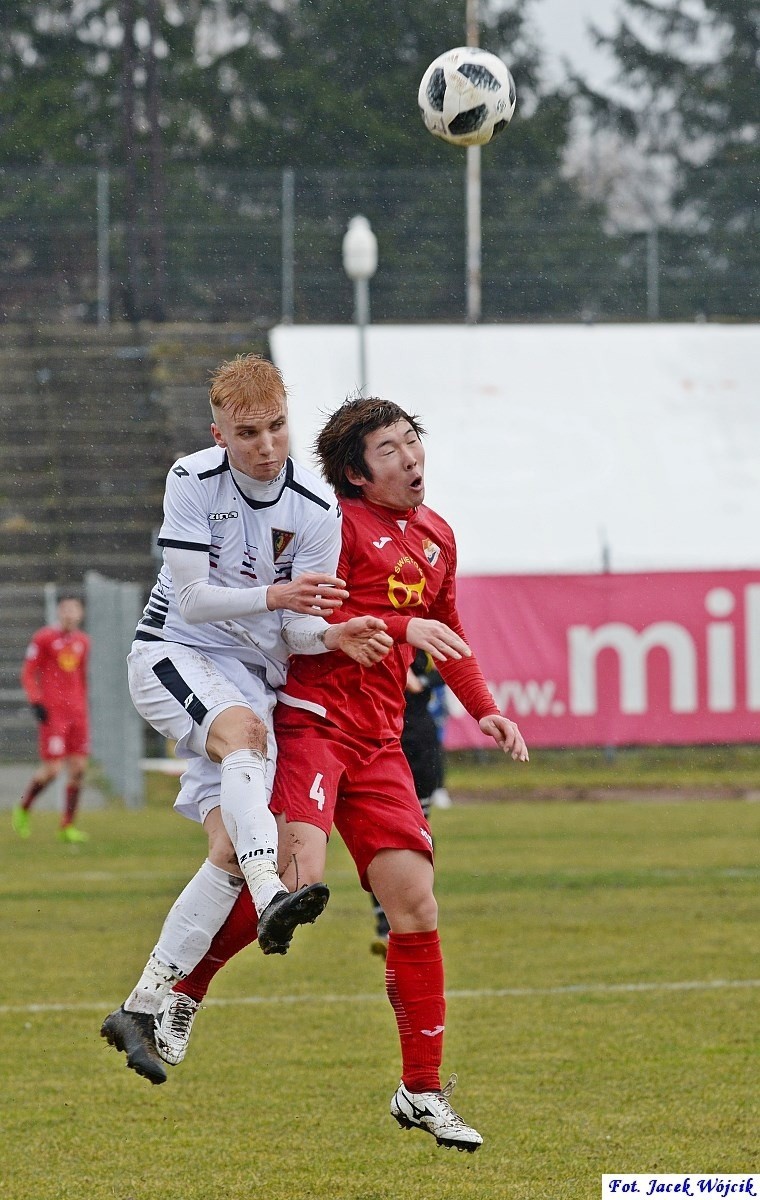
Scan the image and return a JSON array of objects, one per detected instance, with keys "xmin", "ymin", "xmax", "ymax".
[{"xmin": 418, "ymin": 46, "xmax": 516, "ymax": 147}]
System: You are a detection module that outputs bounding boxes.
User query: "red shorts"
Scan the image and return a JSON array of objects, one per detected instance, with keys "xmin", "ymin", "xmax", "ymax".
[
  {"xmin": 38, "ymin": 711, "xmax": 89, "ymax": 761},
  {"xmin": 271, "ymin": 706, "xmax": 434, "ymax": 890}
]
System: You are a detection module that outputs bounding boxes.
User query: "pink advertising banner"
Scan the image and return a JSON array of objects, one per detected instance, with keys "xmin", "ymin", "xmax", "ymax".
[{"xmin": 446, "ymin": 570, "xmax": 760, "ymax": 749}]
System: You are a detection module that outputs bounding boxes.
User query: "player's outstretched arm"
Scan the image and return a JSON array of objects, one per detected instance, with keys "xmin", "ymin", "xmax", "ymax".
[
  {"xmin": 323, "ymin": 616, "xmax": 393, "ymax": 666},
  {"xmin": 479, "ymin": 714, "xmax": 529, "ymax": 763},
  {"xmin": 267, "ymin": 572, "xmax": 349, "ymax": 616},
  {"xmin": 405, "ymin": 617, "xmax": 472, "ymax": 662}
]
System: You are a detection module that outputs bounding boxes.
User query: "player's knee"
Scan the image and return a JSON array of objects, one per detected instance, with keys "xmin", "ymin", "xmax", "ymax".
[
  {"xmin": 405, "ymin": 889, "xmax": 438, "ymax": 930},
  {"xmin": 206, "ymin": 705, "xmax": 267, "ymax": 760},
  {"xmin": 236, "ymin": 712, "xmax": 267, "ymax": 754},
  {"xmin": 382, "ymin": 882, "xmax": 437, "ymax": 932}
]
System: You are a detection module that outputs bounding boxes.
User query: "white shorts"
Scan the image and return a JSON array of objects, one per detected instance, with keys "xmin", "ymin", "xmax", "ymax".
[
  {"xmin": 174, "ymin": 753, "xmax": 275, "ymax": 826},
  {"xmin": 127, "ymin": 640, "xmax": 277, "ymax": 824}
]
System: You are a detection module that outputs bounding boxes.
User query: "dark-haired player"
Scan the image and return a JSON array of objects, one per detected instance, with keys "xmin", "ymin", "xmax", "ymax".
[{"xmin": 160, "ymin": 396, "xmax": 528, "ymax": 1151}]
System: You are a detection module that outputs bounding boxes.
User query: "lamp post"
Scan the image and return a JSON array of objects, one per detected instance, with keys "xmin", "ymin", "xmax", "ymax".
[
  {"xmin": 465, "ymin": 0, "xmax": 481, "ymax": 324},
  {"xmin": 342, "ymin": 215, "xmax": 378, "ymax": 394}
]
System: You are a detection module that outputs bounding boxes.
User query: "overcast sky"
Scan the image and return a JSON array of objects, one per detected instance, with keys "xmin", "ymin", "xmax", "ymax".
[{"xmin": 529, "ymin": 0, "xmax": 622, "ymax": 86}]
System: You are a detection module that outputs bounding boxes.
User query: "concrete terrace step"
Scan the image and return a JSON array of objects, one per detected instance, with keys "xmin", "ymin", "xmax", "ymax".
[
  {"xmin": 0, "ymin": 524, "xmax": 157, "ymax": 557},
  {"xmin": 0, "ymin": 321, "xmax": 270, "ymax": 758},
  {"xmin": 0, "ymin": 360, "xmax": 151, "ymax": 386},
  {"xmin": 0, "ymin": 496, "xmax": 163, "ymax": 522},
  {"xmin": 0, "ymin": 551, "xmax": 154, "ymax": 584}
]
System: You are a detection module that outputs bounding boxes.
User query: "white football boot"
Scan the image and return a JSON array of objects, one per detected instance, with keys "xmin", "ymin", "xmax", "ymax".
[
  {"xmin": 390, "ymin": 1073, "xmax": 483, "ymax": 1151},
  {"xmin": 154, "ymin": 993, "xmax": 201, "ymax": 1066}
]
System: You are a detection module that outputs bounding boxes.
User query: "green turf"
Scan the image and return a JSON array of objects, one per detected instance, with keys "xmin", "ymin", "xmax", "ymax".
[
  {"xmin": 140, "ymin": 744, "xmax": 760, "ymax": 805},
  {"xmin": 445, "ymin": 743, "xmax": 760, "ymax": 794},
  {"xmin": 1, "ymin": 798, "xmax": 758, "ymax": 1199}
]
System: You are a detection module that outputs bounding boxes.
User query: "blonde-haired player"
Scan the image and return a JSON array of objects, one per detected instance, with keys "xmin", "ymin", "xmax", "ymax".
[{"xmin": 101, "ymin": 355, "xmax": 391, "ymax": 1084}]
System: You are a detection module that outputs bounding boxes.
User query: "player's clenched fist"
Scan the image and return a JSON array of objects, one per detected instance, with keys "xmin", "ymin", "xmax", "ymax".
[
  {"xmin": 325, "ymin": 616, "xmax": 393, "ymax": 666},
  {"xmin": 266, "ymin": 571, "xmax": 349, "ymax": 615}
]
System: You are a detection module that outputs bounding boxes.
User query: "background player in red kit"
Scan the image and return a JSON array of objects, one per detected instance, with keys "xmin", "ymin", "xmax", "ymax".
[
  {"xmin": 13, "ymin": 595, "xmax": 91, "ymax": 843},
  {"xmin": 160, "ymin": 397, "xmax": 529, "ymax": 1152}
]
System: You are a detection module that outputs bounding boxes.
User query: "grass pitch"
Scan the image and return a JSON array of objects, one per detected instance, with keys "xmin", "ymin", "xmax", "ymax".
[{"xmin": 1, "ymin": 796, "xmax": 758, "ymax": 1199}]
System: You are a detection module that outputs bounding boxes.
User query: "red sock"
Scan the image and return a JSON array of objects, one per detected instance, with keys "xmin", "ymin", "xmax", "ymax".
[
  {"xmin": 62, "ymin": 783, "xmax": 81, "ymax": 827},
  {"xmin": 175, "ymin": 886, "xmax": 259, "ymax": 1003},
  {"xmin": 21, "ymin": 779, "xmax": 47, "ymax": 812},
  {"xmin": 385, "ymin": 930, "xmax": 445, "ymax": 1093}
]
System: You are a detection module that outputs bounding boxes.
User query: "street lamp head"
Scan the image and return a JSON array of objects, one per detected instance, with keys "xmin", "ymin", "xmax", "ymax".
[{"xmin": 342, "ymin": 215, "xmax": 378, "ymax": 282}]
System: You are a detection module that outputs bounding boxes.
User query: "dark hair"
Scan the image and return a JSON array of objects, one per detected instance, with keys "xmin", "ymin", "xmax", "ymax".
[{"xmin": 315, "ymin": 397, "xmax": 426, "ymax": 498}]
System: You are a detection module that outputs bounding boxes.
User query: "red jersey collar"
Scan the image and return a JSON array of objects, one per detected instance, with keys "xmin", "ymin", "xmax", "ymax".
[{"xmin": 360, "ymin": 497, "xmax": 418, "ymax": 524}]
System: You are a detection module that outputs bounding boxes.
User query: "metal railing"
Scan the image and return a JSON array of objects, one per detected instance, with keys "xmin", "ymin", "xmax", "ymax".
[{"xmin": 1, "ymin": 164, "xmax": 757, "ymax": 326}]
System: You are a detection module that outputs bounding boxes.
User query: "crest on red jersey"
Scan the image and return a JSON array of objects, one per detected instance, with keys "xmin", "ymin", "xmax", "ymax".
[
  {"xmin": 272, "ymin": 529, "xmax": 295, "ymax": 560},
  {"xmin": 422, "ymin": 538, "xmax": 441, "ymax": 567},
  {"xmin": 57, "ymin": 648, "xmax": 81, "ymax": 673},
  {"xmin": 387, "ymin": 556, "xmax": 426, "ymax": 609}
]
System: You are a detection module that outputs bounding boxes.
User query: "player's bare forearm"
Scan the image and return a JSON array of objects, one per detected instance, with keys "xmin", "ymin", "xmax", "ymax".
[
  {"xmin": 324, "ymin": 616, "xmax": 393, "ymax": 666},
  {"xmin": 479, "ymin": 714, "xmax": 529, "ymax": 762},
  {"xmin": 405, "ymin": 617, "xmax": 471, "ymax": 662},
  {"xmin": 267, "ymin": 572, "xmax": 349, "ymax": 615}
]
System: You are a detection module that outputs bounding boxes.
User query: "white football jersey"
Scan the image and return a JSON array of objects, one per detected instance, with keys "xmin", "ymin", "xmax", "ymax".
[{"xmin": 135, "ymin": 448, "xmax": 341, "ymax": 688}]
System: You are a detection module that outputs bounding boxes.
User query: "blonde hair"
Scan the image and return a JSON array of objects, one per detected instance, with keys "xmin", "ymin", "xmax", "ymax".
[{"xmin": 209, "ymin": 354, "xmax": 287, "ymax": 419}]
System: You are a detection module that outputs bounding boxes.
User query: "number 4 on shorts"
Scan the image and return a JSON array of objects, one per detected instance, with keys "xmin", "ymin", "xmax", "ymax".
[{"xmin": 309, "ymin": 772, "xmax": 326, "ymax": 811}]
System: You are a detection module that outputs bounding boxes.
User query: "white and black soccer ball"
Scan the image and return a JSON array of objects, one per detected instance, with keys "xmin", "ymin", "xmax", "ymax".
[{"xmin": 418, "ymin": 46, "xmax": 516, "ymax": 148}]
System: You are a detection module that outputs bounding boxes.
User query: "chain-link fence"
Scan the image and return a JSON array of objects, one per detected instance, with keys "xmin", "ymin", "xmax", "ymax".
[{"xmin": 1, "ymin": 164, "xmax": 757, "ymax": 326}]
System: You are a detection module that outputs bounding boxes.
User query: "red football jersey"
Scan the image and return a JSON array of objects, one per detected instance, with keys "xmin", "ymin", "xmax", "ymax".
[
  {"xmin": 279, "ymin": 496, "xmax": 498, "ymax": 740},
  {"xmin": 21, "ymin": 626, "xmax": 90, "ymax": 714}
]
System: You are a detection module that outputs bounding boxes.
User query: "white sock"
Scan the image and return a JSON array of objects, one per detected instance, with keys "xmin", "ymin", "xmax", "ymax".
[
  {"xmin": 220, "ymin": 749, "xmax": 285, "ymax": 917},
  {"xmin": 154, "ymin": 859, "xmax": 244, "ymax": 975},
  {"xmin": 124, "ymin": 862, "xmax": 243, "ymax": 1015},
  {"xmin": 124, "ymin": 953, "xmax": 184, "ymax": 1015}
]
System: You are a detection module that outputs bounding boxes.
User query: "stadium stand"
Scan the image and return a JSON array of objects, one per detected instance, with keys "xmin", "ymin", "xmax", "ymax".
[{"xmin": 0, "ymin": 322, "xmax": 267, "ymax": 759}]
